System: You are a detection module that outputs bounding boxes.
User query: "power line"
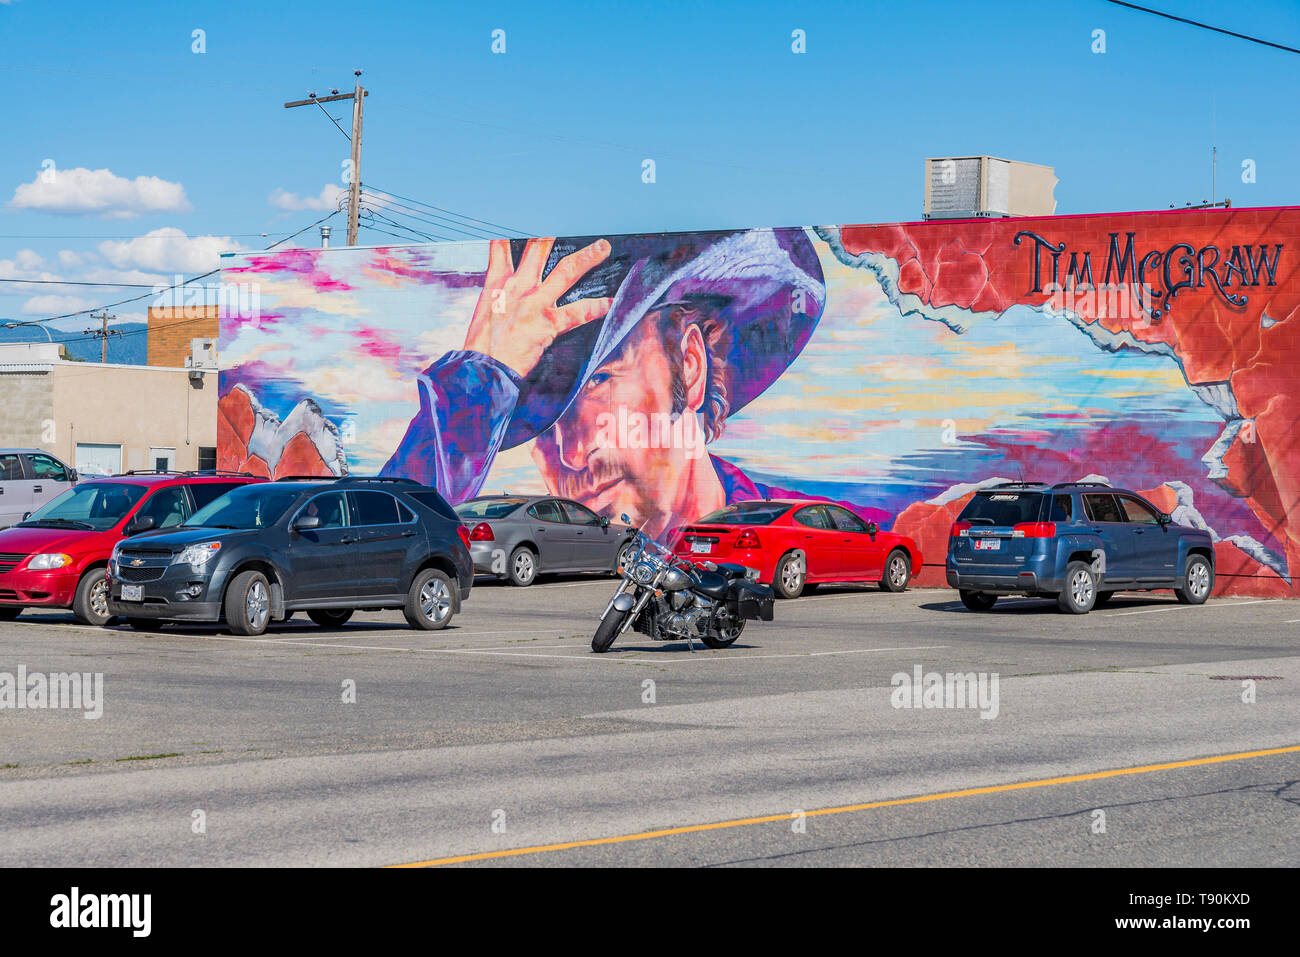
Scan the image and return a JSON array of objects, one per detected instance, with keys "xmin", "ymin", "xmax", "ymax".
[
  {"xmin": 2, "ymin": 210, "xmax": 343, "ymax": 325},
  {"xmin": 359, "ymin": 209, "xmax": 444, "ymax": 243},
  {"xmin": 0, "ymin": 232, "xmax": 288, "ymax": 240},
  {"xmin": 0, "ymin": 278, "xmax": 159, "ymax": 288},
  {"xmin": 365, "ymin": 185, "xmax": 531, "ymax": 237},
  {"xmin": 360, "ymin": 193, "xmax": 499, "ymax": 240},
  {"xmin": 1100, "ymin": 1, "xmax": 1300, "ymax": 55}
]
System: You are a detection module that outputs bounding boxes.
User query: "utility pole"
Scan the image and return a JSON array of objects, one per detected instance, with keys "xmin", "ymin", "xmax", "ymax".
[
  {"xmin": 83, "ymin": 311, "xmax": 121, "ymax": 363},
  {"xmin": 284, "ymin": 71, "xmax": 368, "ymax": 246}
]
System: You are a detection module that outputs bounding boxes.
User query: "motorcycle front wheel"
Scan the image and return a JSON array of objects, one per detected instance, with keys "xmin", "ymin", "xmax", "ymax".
[{"xmin": 592, "ymin": 608, "xmax": 631, "ymax": 653}]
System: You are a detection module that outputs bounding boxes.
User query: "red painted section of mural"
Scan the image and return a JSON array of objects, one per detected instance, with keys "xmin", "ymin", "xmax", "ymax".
[{"xmin": 845, "ymin": 208, "xmax": 1300, "ymax": 595}]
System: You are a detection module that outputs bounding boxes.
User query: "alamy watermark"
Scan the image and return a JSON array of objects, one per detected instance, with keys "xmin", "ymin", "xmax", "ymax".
[
  {"xmin": 594, "ymin": 405, "xmax": 707, "ymax": 460},
  {"xmin": 891, "ymin": 665, "xmax": 999, "ymax": 719},
  {"xmin": 151, "ymin": 274, "xmax": 260, "ymax": 323},
  {"xmin": 0, "ymin": 666, "xmax": 103, "ymax": 719}
]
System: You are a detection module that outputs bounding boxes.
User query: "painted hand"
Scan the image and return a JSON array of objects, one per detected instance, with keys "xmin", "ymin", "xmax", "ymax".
[{"xmin": 463, "ymin": 237, "xmax": 613, "ymax": 379}]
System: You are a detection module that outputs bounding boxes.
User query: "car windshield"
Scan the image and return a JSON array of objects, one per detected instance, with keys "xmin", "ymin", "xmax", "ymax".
[
  {"xmin": 18, "ymin": 483, "xmax": 147, "ymax": 531},
  {"xmin": 456, "ymin": 498, "xmax": 527, "ymax": 520},
  {"xmin": 695, "ymin": 502, "xmax": 791, "ymax": 526},
  {"xmin": 959, "ymin": 491, "xmax": 1046, "ymax": 526},
  {"xmin": 184, "ymin": 485, "xmax": 303, "ymax": 529}
]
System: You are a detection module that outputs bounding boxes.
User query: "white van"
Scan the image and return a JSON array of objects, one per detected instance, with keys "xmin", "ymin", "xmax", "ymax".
[{"xmin": 0, "ymin": 449, "xmax": 79, "ymax": 528}]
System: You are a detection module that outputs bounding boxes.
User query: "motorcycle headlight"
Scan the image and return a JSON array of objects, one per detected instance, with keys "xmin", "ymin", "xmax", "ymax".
[
  {"xmin": 632, "ymin": 561, "xmax": 657, "ymax": 585},
  {"xmin": 174, "ymin": 542, "xmax": 222, "ymax": 566},
  {"xmin": 27, "ymin": 553, "xmax": 72, "ymax": 570}
]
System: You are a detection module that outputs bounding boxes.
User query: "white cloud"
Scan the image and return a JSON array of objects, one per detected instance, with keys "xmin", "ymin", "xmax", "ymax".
[
  {"xmin": 97, "ymin": 227, "xmax": 243, "ymax": 274},
  {"xmin": 9, "ymin": 167, "xmax": 191, "ymax": 218},
  {"xmin": 57, "ymin": 250, "xmax": 87, "ymax": 268},
  {"xmin": 20, "ymin": 294, "xmax": 96, "ymax": 315},
  {"xmin": 269, "ymin": 184, "xmax": 345, "ymax": 212}
]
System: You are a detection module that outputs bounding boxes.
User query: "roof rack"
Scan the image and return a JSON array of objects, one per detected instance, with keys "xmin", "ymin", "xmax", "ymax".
[
  {"xmin": 336, "ymin": 476, "xmax": 420, "ymax": 485},
  {"xmin": 272, "ymin": 475, "xmax": 339, "ymax": 482},
  {"xmin": 1052, "ymin": 481, "xmax": 1112, "ymax": 489},
  {"xmin": 120, "ymin": 469, "xmax": 187, "ymax": 476},
  {"xmin": 991, "ymin": 481, "xmax": 1047, "ymax": 488},
  {"xmin": 188, "ymin": 469, "xmax": 258, "ymax": 478}
]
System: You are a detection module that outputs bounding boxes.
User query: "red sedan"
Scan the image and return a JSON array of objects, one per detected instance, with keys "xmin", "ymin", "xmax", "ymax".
[{"xmin": 670, "ymin": 500, "xmax": 922, "ymax": 599}]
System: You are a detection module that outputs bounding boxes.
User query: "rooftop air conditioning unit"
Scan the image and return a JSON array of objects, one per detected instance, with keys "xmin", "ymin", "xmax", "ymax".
[{"xmin": 923, "ymin": 156, "xmax": 1058, "ymax": 220}]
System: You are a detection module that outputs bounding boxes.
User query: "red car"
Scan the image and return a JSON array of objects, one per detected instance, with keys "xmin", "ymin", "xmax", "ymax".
[
  {"xmin": 671, "ymin": 499, "xmax": 922, "ymax": 599},
  {"xmin": 0, "ymin": 472, "xmax": 263, "ymax": 626}
]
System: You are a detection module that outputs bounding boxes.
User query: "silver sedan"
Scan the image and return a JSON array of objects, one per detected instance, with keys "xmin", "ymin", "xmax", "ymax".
[{"xmin": 455, "ymin": 495, "xmax": 637, "ymax": 586}]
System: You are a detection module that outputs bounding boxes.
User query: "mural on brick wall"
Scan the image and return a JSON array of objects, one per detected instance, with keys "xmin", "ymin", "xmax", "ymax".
[{"xmin": 217, "ymin": 207, "xmax": 1300, "ymax": 596}]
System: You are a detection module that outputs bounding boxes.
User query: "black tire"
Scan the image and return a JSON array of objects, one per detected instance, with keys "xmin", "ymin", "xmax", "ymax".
[
  {"xmin": 1175, "ymin": 554, "xmax": 1213, "ymax": 605},
  {"xmin": 0, "ymin": 607, "xmax": 21, "ymax": 621},
  {"xmin": 879, "ymin": 549, "xmax": 911, "ymax": 592},
  {"xmin": 592, "ymin": 608, "xmax": 629, "ymax": 653},
  {"xmin": 772, "ymin": 551, "xmax": 805, "ymax": 599},
  {"xmin": 72, "ymin": 567, "xmax": 112, "ymax": 626},
  {"xmin": 1057, "ymin": 561, "xmax": 1098, "ymax": 614},
  {"xmin": 701, "ymin": 615, "xmax": 745, "ymax": 649},
  {"xmin": 307, "ymin": 609, "xmax": 354, "ymax": 627},
  {"xmin": 224, "ymin": 569, "xmax": 272, "ymax": 636},
  {"xmin": 1093, "ymin": 590, "xmax": 1115, "ymax": 607},
  {"xmin": 405, "ymin": 568, "xmax": 456, "ymax": 630},
  {"xmin": 122, "ymin": 618, "xmax": 159, "ymax": 631},
  {"xmin": 959, "ymin": 590, "xmax": 997, "ymax": 611},
  {"xmin": 507, "ymin": 546, "xmax": 538, "ymax": 587}
]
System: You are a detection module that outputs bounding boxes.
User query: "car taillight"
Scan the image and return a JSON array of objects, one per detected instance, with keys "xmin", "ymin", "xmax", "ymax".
[
  {"xmin": 950, "ymin": 521, "xmax": 972, "ymax": 537},
  {"xmin": 456, "ymin": 525, "xmax": 472, "ymax": 548},
  {"xmin": 1012, "ymin": 522, "xmax": 1056, "ymax": 538},
  {"xmin": 468, "ymin": 522, "xmax": 494, "ymax": 542},
  {"xmin": 735, "ymin": 529, "xmax": 760, "ymax": 549}
]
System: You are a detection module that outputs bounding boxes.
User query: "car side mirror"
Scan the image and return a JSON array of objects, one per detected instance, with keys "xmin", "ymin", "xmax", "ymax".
[
  {"xmin": 68, "ymin": 469, "xmax": 78, "ymax": 482},
  {"xmin": 292, "ymin": 515, "xmax": 321, "ymax": 531},
  {"xmin": 600, "ymin": 516, "xmax": 610, "ymax": 528},
  {"xmin": 1159, "ymin": 512, "xmax": 1172, "ymax": 525},
  {"xmin": 126, "ymin": 515, "xmax": 155, "ymax": 535},
  {"xmin": 866, "ymin": 521, "xmax": 878, "ymax": 538}
]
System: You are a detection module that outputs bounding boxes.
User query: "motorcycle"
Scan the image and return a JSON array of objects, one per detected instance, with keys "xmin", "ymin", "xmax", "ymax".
[{"xmin": 592, "ymin": 516, "xmax": 775, "ymax": 653}]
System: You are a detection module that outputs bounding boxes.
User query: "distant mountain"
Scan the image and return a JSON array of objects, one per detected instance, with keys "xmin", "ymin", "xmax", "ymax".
[{"xmin": 0, "ymin": 322, "xmax": 148, "ymax": 364}]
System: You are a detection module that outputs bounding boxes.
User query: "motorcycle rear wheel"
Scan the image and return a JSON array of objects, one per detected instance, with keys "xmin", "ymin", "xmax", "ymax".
[
  {"xmin": 701, "ymin": 616, "xmax": 745, "ymax": 649},
  {"xmin": 592, "ymin": 608, "xmax": 630, "ymax": 653}
]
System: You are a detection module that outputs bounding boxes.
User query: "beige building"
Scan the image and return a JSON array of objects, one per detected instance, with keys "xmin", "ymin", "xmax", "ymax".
[{"xmin": 0, "ymin": 342, "xmax": 218, "ymax": 475}]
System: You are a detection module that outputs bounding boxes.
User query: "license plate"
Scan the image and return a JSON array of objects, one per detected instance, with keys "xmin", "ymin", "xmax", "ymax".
[
  {"xmin": 973, "ymin": 539, "xmax": 1001, "ymax": 551},
  {"xmin": 120, "ymin": 585, "xmax": 143, "ymax": 602},
  {"xmin": 691, "ymin": 542, "xmax": 712, "ymax": 554}
]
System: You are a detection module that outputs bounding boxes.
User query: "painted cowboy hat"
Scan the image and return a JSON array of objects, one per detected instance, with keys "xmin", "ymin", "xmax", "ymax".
[{"xmin": 502, "ymin": 227, "xmax": 826, "ymax": 449}]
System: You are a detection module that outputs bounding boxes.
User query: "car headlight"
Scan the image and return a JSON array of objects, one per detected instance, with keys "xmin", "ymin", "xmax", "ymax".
[
  {"xmin": 27, "ymin": 553, "xmax": 72, "ymax": 570},
  {"xmin": 174, "ymin": 542, "xmax": 222, "ymax": 566}
]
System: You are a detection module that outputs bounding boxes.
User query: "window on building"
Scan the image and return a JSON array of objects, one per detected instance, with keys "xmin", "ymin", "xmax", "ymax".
[{"xmin": 198, "ymin": 447, "xmax": 217, "ymax": 472}]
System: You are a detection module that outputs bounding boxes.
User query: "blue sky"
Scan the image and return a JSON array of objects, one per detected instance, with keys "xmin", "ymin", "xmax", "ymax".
[{"xmin": 2, "ymin": 0, "xmax": 1297, "ymax": 334}]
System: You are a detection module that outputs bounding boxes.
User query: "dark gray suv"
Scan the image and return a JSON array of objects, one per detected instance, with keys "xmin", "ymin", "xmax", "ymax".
[{"xmin": 105, "ymin": 477, "xmax": 473, "ymax": 634}]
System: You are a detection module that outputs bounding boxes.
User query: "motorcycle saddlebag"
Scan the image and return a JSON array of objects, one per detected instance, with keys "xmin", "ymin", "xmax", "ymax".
[{"xmin": 728, "ymin": 580, "xmax": 774, "ymax": 621}]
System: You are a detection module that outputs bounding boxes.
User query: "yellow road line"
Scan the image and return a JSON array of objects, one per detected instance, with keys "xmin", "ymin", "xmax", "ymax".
[{"xmin": 390, "ymin": 743, "xmax": 1300, "ymax": 868}]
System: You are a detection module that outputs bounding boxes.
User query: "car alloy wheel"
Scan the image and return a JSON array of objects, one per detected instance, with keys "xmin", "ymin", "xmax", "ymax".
[
  {"xmin": 90, "ymin": 577, "xmax": 110, "ymax": 620},
  {"xmin": 616, "ymin": 543, "xmax": 636, "ymax": 573},
  {"xmin": 420, "ymin": 576, "xmax": 452, "ymax": 624},
  {"xmin": 245, "ymin": 579, "xmax": 269, "ymax": 631},
  {"xmin": 1070, "ymin": 568, "xmax": 1094, "ymax": 607},
  {"xmin": 1188, "ymin": 561, "xmax": 1210, "ymax": 599}
]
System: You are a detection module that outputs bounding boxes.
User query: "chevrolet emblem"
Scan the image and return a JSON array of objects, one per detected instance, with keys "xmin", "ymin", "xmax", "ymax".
[{"xmin": 131, "ymin": 559, "xmax": 144, "ymax": 566}]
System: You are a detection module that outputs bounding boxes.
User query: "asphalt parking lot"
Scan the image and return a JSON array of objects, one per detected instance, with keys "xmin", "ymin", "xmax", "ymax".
[{"xmin": 1, "ymin": 576, "xmax": 1296, "ymax": 867}]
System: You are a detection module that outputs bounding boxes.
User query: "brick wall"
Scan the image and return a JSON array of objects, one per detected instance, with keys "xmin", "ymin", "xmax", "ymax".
[{"xmin": 147, "ymin": 306, "xmax": 219, "ymax": 368}]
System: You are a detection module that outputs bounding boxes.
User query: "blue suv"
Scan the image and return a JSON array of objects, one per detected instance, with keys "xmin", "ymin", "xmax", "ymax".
[{"xmin": 946, "ymin": 482, "xmax": 1215, "ymax": 614}]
